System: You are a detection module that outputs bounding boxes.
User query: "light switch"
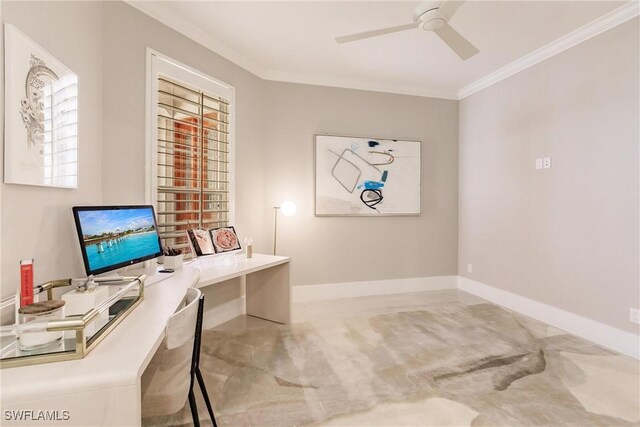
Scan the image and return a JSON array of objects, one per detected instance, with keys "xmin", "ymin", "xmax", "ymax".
[
  {"xmin": 543, "ymin": 157, "xmax": 552, "ymax": 169},
  {"xmin": 535, "ymin": 158, "xmax": 543, "ymax": 170}
]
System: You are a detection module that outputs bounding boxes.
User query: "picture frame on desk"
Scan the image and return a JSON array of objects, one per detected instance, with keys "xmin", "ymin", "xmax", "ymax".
[
  {"xmin": 210, "ymin": 226, "xmax": 241, "ymax": 254},
  {"xmin": 186, "ymin": 226, "xmax": 242, "ymax": 258},
  {"xmin": 186, "ymin": 228, "xmax": 214, "ymax": 257}
]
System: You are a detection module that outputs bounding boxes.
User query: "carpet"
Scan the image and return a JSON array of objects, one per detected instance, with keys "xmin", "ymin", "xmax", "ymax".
[{"xmin": 143, "ymin": 302, "xmax": 639, "ymax": 426}]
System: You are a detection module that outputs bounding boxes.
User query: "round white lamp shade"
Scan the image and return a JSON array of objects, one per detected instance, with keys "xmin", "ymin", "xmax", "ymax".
[{"xmin": 280, "ymin": 200, "xmax": 297, "ymax": 217}]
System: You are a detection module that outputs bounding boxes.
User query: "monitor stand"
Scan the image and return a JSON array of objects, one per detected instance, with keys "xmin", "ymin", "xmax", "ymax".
[
  {"xmin": 120, "ymin": 259, "xmax": 158, "ymax": 278},
  {"xmin": 95, "ymin": 259, "xmax": 172, "ymax": 296},
  {"xmin": 94, "ymin": 259, "xmax": 159, "ymax": 284}
]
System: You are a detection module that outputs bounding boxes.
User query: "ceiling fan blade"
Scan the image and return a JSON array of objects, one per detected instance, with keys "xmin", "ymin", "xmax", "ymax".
[
  {"xmin": 439, "ymin": 0, "xmax": 466, "ymax": 19},
  {"xmin": 434, "ymin": 24, "xmax": 479, "ymax": 60},
  {"xmin": 336, "ymin": 23, "xmax": 418, "ymax": 44}
]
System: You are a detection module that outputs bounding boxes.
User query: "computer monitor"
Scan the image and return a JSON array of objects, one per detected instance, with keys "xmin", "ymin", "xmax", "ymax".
[{"xmin": 72, "ymin": 205, "xmax": 163, "ymax": 276}]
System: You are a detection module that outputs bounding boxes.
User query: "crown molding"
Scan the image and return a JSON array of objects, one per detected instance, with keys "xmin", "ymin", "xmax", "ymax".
[
  {"xmin": 125, "ymin": 0, "xmax": 639, "ymax": 102},
  {"xmin": 124, "ymin": 0, "xmax": 267, "ymax": 79},
  {"xmin": 458, "ymin": 1, "xmax": 640, "ymax": 99},
  {"xmin": 262, "ymin": 69, "xmax": 459, "ymax": 100},
  {"xmin": 123, "ymin": 0, "xmax": 457, "ymax": 100}
]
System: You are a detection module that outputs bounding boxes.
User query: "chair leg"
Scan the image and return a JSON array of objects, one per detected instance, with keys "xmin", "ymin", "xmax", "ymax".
[
  {"xmin": 196, "ymin": 367, "xmax": 218, "ymax": 427},
  {"xmin": 189, "ymin": 389, "xmax": 200, "ymax": 427}
]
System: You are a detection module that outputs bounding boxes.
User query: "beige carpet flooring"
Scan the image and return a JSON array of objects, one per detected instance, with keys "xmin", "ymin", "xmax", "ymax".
[{"xmin": 143, "ymin": 295, "xmax": 640, "ymax": 426}]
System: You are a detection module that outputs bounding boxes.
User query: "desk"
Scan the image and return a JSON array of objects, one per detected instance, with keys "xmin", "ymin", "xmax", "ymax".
[
  {"xmin": 195, "ymin": 253, "xmax": 291, "ymax": 324},
  {"xmin": 0, "ymin": 253, "xmax": 290, "ymax": 426}
]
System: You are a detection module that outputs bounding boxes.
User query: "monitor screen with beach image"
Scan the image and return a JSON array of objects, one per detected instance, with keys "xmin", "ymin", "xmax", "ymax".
[{"xmin": 73, "ymin": 206, "xmax": 163, "ymax": 276}]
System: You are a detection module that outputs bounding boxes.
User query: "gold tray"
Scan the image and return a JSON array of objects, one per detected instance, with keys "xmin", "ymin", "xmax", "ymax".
[{"xmin": 0, "ymin": 275, "xmax": 145, "ymax": 369}]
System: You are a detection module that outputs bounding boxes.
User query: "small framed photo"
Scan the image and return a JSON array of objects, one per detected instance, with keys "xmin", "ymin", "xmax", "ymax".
[
  {"xmin": 186, "ymin": 228, "xmax": 215, "ymax": 257},
  {"xmin": 210, "ymin": 226, "xmax": 241, "ymax": 254}
]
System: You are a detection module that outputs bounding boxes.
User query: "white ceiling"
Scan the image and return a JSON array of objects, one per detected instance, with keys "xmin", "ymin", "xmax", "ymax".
[{"xmin": 129, "ymin": 1, "xmax": 636, "ymax": 99}]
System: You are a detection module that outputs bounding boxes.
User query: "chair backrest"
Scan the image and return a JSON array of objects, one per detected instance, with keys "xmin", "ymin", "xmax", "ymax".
[{"xmin": 165, "ymin": 287, "xmax": 201, "ymax": 350}]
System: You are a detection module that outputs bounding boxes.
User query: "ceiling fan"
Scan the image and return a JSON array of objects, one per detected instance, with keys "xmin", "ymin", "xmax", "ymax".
[{"xmin": 335, "ymin": 0, "xmax": 479, "ymax": 60}]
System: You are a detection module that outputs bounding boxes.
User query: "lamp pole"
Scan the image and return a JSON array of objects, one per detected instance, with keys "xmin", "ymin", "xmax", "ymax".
[
  {"xmin": 272, "ymin": 201, "xmax": 295, "ymax": 256},
  {"xmin": 272, "ymin": 206, "xmax": 280, "ymax": 255}
]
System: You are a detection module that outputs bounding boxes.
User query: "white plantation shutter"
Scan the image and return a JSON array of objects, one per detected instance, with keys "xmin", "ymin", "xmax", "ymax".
[
  {"xmin": 42, "ymin": 74, "xmax": 78, "ymax": 187},
  {"xmin": 150, "ymin": 55, "xmax": 234, "ymax": 252}
]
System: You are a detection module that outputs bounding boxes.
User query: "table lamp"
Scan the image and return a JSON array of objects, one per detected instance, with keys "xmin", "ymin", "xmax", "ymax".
[{"xmin": 273, "ymin": 200, "xmax": 296, "ymax": 255}]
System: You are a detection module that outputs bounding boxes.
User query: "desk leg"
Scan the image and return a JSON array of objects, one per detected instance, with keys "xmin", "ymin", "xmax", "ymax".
[{"xmin": 245, "ymin": 262, "xmax": 291, "ymax": 324}]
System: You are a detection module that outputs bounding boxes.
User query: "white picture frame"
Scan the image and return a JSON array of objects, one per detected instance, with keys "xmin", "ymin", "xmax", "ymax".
[
  {"xmin": 315, "ymin": 134, "xmax": 421, "ymax": 216},
  {"xmin": 4, "ymin": 24, "xmax": 79, "ymax": 188}
]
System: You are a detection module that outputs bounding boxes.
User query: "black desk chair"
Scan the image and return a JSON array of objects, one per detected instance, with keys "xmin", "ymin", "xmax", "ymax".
[{"xmin": 190, "ymin": 293, "xmax": 217, "ymax": 427}]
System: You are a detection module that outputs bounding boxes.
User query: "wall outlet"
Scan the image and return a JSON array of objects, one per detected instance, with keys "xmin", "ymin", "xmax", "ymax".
[
  {"xmin": 543, "ymin": 157, "xmax": 552, "ymax": 169},
  {"xmin": 630, "ymin": 308, "xmax": 640, "ymax": 324},
  {"xmin": 535, "ymin": 158, "xmax": 543, "ymax": 170},
  {"xmin": 467, "ymin": 264, "xmax": 473, "ymax": 273}
]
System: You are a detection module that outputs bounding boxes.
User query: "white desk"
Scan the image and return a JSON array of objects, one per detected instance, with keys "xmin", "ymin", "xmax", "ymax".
[
  {"xmin": 0, "ymin": 253, "xmax": 290, "ymax": 426},
  {"xmin": 195, "ymin": 253, "xmax": 291, "ymax": 324}
]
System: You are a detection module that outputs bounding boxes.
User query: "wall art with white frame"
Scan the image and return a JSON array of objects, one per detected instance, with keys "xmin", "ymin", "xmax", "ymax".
[
  {"xmin": 315, "ymin": 134, "xmax": 421, "ymax": 216},
  {"xmin": 4, "ymin": 24, "xmax": 78, "ymax": 188}
]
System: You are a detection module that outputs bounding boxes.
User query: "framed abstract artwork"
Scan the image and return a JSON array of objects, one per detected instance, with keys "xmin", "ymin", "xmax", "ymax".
[
  {"xmin": 4, "ymin": 24, "xmax": 79, "ymax": 188},
  {"xmin": 315, "ymin": 134, "xmax": 421, "ymax": 216}
]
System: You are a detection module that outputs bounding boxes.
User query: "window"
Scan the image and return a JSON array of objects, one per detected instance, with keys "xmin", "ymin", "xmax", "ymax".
[
  {"xmin": 148, "ymin": 53, "xmax": 234, "ymax": 252},
  {"xmin": 42, "ymin": 73, "xmax": 78, "ymax": 187}
]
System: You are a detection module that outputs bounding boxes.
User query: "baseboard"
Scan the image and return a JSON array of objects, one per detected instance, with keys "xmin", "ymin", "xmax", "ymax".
[
  {"xmin": 458, "ymin": 276, "xmax": 640, "ymax": 360},
  {"xmin": 201, "ymin": 275, "xmax": 639, "ymax": 359},
  {"xmin": 293, "ymin": 275, "xmax": 458, "ymax": 303},
  {"xmin": 203, "ymin": 295, "xmax": 245, "ymax": 330}
]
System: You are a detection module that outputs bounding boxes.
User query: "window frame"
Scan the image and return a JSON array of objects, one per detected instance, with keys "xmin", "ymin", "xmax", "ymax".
[{"xmin": 145, "ymin": 49, "xmax": 236, "ymax": 238}]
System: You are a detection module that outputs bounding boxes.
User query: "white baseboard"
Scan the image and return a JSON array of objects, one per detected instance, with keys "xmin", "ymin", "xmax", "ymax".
[
  {"xmin": 201, "ymin": 275, "xmax": 639, "ymax": 360},
  {"xmin": 293, "ymin": 275, "xmax": 458, "ymax": 303},
  {"xmin": 458, "ymin": 276, "xmax": 640, "ymax": 360},
  {"xmin": 203, "ymin": 296, "xmax": 245, "ymax": 330}
]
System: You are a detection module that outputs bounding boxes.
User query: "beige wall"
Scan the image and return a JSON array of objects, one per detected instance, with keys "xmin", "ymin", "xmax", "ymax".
[
  {"xmin": 101, "ymin": 1, "xmax": 268, "ymax": 251},
  {"xmin": 263, "ymin": 82, "xmax": 459, "ymax": 285},
  {"xmin": 1, "ymin": 1, "xmax": 635, "ymax": 340},
  {"xmin": 459, "ymin": 18, "xmax": 640, "ymax": 334},
  {"xmin": 98, "ymin": 2, "xmax": 270, "ymax": 311},
  {"xmin": 0, "ymin": 1, "xmax": 269, "ymax": 299},
  {"xmin": 1, "ymin": 2, "xmax": 104, "ymax": 296},
  {"xmin": 0, "ymin": 1, "xmax": 458, "ymax": 300}
]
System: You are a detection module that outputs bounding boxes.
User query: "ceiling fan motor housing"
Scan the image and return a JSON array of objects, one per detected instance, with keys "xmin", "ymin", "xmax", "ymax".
[{"xmin": 414, "ymin": 1, "xmax": 448, "ymax": 31}]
